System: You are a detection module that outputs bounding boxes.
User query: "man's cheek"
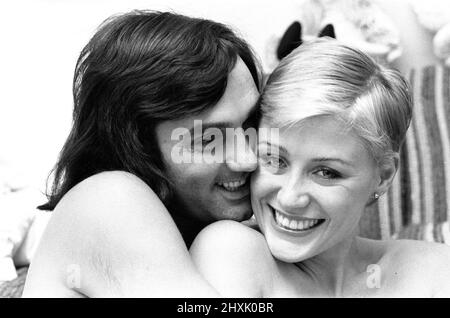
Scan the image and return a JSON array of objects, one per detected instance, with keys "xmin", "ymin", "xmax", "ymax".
[{"xmin": 171, "ymin": 163, "xmax": 218, "ymax": 186}]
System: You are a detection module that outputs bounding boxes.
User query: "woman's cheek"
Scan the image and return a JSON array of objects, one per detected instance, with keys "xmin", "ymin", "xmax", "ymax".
[
  {"xmin": 251, "ymin": 168, "xmax": 278, "ymax": 199},
  {"xmin": 311, "ymin": 185, "xmax": 345, "ymax": 211},
  {"xmin": 319, "ymin": 188, "xmax": 362, "ymax": 229}
]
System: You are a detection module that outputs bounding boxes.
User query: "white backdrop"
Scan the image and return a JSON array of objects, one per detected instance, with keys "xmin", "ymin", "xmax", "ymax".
[
  {"xmin": 0, "ymin": 0, "xmax": 425, "ymax": 191},
  {"xmin": 0, "ymin": 0, "xmax": 304, "ymax": 190}
]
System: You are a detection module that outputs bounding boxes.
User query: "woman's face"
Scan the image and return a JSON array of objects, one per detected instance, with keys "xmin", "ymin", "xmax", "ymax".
[{"xmin": 251, "ymin": 116, "xmax": 380, "ymax": 263}]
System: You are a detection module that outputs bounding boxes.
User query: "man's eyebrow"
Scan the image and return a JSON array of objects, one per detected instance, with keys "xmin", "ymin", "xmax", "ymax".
[
  {"xmin": 312, "ymin": 157, "xmax": 354, "ymax": 167},
  {"xmin": 188, "ymin": 99, "xmax": 260, "ymax": 135},
  {"xmin": 188, "ymin": 122, "xmax": 233, "ymax": 136}
]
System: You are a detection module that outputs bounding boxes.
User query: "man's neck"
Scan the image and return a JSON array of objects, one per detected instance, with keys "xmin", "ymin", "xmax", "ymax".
[{"xmin": 170, "ymin": 211, "xmax": 209, "ymax": 248}]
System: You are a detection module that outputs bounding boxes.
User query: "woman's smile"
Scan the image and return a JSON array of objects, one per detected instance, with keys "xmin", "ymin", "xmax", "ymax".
[{"xmin": 269, "ymin": 205, "xmax": 326, "ymax": 232}]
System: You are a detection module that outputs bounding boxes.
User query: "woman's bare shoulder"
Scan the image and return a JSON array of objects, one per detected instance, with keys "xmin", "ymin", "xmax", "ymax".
[
  {"xmin": 191, "ymin": 220, "xmax": 270, "ymax": 260},
  {"xmin": 384, "ymin": 239, "xmax": 450, "ymax": 263},
  {"xmin": 190, "ymin": 220, "xmax": 276, "ymax": 297},
  {"xmin": 380, "ymin": 239, "xmax": 450, "ymax": 296}
]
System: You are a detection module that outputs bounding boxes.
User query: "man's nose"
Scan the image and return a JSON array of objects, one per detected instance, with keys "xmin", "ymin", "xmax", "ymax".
[
  {"xmin": 225, "ymin": 135, "xmax": 258, "ymax": 172},
  {"xmin": 277, "ymin": 178, "xmax": 311, "ymax": 211}
]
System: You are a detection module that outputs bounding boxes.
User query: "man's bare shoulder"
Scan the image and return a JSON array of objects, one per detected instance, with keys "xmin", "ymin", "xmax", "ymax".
[
  {"xmin": 41, "ymin": 171, "xmax": 171, "ymax": 256},
  {"xmin": 58, "ymin": 171, "xmax": 163, "ymax": 212},
  {"xmin": 24, "ymin": 171, "xmax": 205, "ymax": 297},
  {"xmin": 190, "ymin": 220, "xmax": 276, "ymax": 297}
]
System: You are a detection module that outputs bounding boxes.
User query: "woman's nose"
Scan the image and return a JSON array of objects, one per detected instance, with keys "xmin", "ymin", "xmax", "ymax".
[{"xmin": 277, "ymin": 180, "xmax": 311, "ymax": 211}]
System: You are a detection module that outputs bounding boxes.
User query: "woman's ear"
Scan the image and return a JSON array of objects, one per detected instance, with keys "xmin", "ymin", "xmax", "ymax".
[{"xmin": 375, "ymin": 153, "xmax": 399, "ymax": 197}]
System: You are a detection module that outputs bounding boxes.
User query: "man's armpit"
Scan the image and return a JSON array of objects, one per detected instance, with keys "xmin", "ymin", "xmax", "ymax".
[{"xmin": 88, "ymin": 249, "xmax": 123, "ymax": 295}]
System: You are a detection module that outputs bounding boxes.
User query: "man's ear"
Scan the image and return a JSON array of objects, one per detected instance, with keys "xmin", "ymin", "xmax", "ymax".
[{"xmin": 375, "ymin": 153, "xmax": 399, "ymax": 196}]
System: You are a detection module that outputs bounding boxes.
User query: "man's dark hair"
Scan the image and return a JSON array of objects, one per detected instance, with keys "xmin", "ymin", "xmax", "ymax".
[{"xmin": 39, "ymin": 10, "xmax": 261, "ymax": 211}]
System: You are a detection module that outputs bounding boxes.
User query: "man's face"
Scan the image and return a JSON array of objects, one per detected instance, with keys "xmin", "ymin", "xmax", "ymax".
[{"xmin": 156, "ymin": 57, "xmax": 260, "ymax": 224}]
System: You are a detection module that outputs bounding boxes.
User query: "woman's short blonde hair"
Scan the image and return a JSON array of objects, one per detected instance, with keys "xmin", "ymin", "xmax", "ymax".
[{"xmin": 260, "ymin": 38, "xmax": 413, "ymax": 163}]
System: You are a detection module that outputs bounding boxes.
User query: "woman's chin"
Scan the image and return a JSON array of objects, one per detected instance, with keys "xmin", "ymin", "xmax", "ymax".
[{"xmin": 265, "ymin": 235, "xmax": 316, "ymax": 263}]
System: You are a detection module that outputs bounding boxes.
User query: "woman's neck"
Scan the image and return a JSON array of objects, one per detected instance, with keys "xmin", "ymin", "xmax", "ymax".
[{"xmin": 297, "ymin": 230, "xmax": 374, "ymax": 297}]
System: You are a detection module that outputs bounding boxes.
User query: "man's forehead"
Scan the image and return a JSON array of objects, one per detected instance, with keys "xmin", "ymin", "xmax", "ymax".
[
  {"xmin": 157, "ymin": 57, "xmax": 259, "ymax": 135},
  {"xmin": 168, "ymin": 61, "xmax": 259, "ymax": 130},
  {"xmin": 200, "ymin": 58, "xmax": 258, "ymax": 124}
]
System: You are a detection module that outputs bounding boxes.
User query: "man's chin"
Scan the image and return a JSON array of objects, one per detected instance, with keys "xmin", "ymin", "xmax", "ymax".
[
  {"xmin": 239, "ymin": 209, "xmax": 254, "ymax": 221},
  {"xmin": 216, "ymin": 206, "xmax": 253, "ymax": 222}
]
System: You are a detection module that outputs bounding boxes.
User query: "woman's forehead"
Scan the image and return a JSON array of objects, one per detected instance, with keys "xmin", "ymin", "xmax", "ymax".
[{"xmin": 259, "ymin": 116, "xmax": 371, "ymax": 162}]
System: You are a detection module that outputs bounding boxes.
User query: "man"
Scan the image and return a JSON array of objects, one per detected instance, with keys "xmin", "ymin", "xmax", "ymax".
[{"xmin": 23, "ymin": 10, "xmax": 260, "ymax": 297}]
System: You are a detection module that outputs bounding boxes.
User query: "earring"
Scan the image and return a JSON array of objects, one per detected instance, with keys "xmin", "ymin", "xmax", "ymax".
[{"xmin": 374, "ymin": 193, "xmax": 380, "ymax": 200}]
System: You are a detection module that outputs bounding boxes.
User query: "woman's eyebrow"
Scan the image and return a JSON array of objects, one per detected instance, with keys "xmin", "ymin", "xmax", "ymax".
[{"xmin": 312, "ymin": 157, "xmax": 354, "ymax": 167}]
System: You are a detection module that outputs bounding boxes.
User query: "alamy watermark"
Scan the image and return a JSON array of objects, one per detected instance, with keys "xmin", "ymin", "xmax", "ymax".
[
  {"xmin": 66, "ymin": 264, "xmax": 81, "ymax": 289},
  {"xmin": 170, "ymin": 120, "xmax": 279, "ymax": 164},
  {"xmin": 366, "ymin": 264, "xmax": 381, "ymax": 289}
]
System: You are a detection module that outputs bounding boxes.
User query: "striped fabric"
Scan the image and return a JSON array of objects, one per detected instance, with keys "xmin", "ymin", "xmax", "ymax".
[{"xmin": 359, "ymin": 65, "xmax": 450, "ymax": 244}]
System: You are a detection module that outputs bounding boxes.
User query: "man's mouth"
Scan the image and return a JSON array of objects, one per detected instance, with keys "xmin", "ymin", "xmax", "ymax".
[
  {"xmin": 271, "ymin": 206, "xmax": 326, "ymax": 232},
  {"xmin": 217, "ymin": 178, "xmax": 247, "ymax": 192},
  {"xmin": 216, "ymin": 177, "xmax": 250, "ymax": 202}
]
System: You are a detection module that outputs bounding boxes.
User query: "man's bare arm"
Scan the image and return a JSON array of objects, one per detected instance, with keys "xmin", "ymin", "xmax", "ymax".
[{"xmin": 23, "ymin": 171, "xmax": 218, "ymax": 297}]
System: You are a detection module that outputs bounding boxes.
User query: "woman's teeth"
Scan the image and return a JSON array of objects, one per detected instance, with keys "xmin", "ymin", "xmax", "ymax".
[
  {"xmin": 274, "ymin": 209, "xmax": 323, "ymax": 231},
  {"xmin": 218, "ymin": 179, "xmax": 246, "ymax": 192}
]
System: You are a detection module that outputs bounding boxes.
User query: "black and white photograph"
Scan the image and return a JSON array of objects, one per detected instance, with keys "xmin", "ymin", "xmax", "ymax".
[{"xmin": 1, "ymin": 0, "xmax": 450, "ymax": 300}]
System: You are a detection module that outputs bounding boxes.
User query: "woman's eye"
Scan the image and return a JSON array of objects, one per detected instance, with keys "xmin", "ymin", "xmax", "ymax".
[{"xmin": 315, "ymin": 167, "xmax": 341, "ymax": 179}]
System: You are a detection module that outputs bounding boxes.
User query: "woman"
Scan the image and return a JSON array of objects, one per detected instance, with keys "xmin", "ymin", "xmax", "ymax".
[{"xmin": 190, "ymin": 39, "xmax": 450, "ymax": 297}]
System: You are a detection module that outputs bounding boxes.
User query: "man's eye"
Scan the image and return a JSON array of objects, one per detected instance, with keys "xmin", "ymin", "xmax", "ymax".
[
  {"xmin": 243, "ymin": 110, "xmax": 259, "ymax": 130},
  {"xmin": 259, "ymin": 155, "xmax": 287, "ymax": 172},
  {"xmin": 190, "ymin": 135, "xmax": 215, "ymax": 149},
  {"xmin": 315, "ymin": 167, "xmax": 341, "ymax": 179},
  {"xmin": 202, "ymin": 134, "xmax": 215, "ymax": 145}
]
